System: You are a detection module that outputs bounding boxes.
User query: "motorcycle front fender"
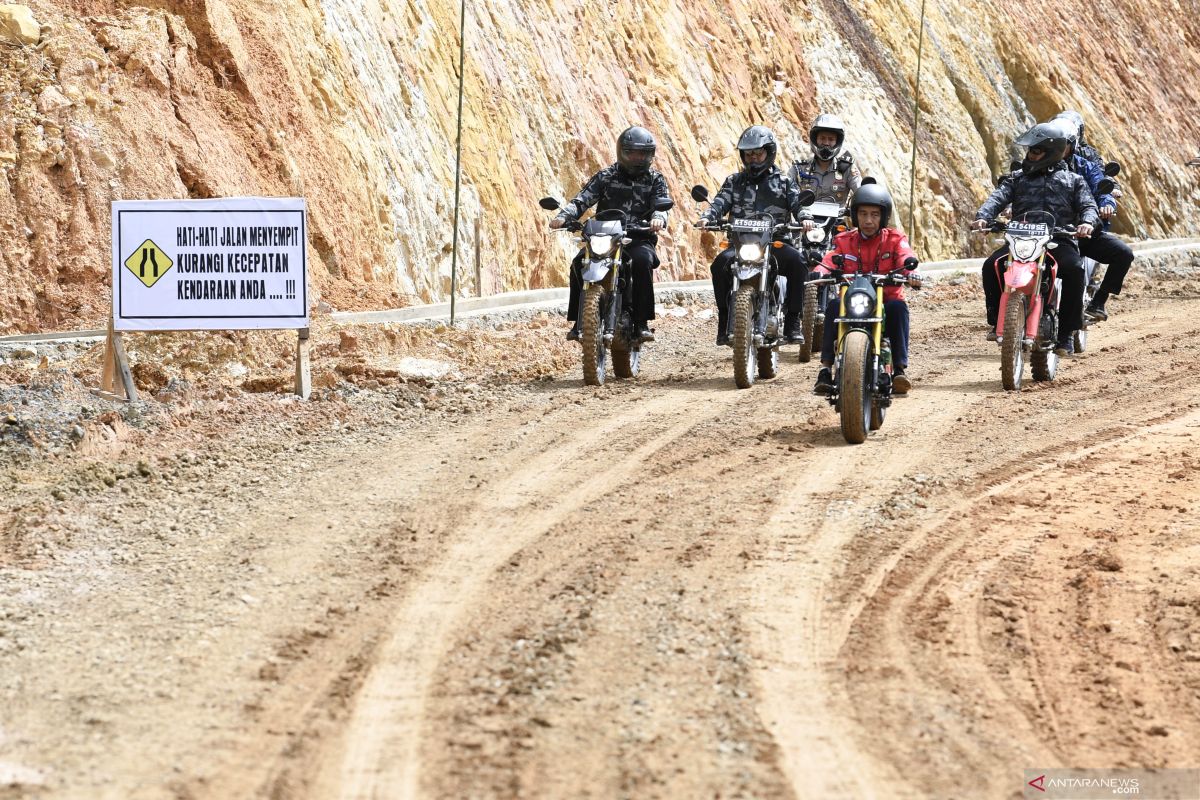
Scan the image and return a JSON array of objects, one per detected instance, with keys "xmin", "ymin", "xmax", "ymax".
[
  {"xmin": 735, "ymin": 263, "xmax": 765, "ymax": 284},
  {"xmin": 581, "ymin": 258, "xmax": 614, "ymax": 283},
  {"xmin": 1004, "ymin": 260, "xmax": 1038, "ymax": 292}
]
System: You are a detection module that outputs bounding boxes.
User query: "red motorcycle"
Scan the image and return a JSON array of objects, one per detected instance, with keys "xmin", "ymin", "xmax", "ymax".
[{"xmin": 981, "ymin": 213, "xmax": 1078, "ymax": 391}]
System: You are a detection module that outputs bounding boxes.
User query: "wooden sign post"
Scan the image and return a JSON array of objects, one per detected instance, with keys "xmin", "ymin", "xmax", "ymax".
[{"xmin": 95, "ymin": 317, "xmax": 138, "ymax": 403}]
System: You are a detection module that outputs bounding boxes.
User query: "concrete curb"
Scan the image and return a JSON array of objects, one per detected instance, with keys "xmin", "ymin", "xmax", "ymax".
[
  {"xmin": 3, "ymin": 239, "xmax": 1198, "ymax": 342},
  {"xmin": 327, "ymin": 239, "xmax": 1200, "ymax": 326}
]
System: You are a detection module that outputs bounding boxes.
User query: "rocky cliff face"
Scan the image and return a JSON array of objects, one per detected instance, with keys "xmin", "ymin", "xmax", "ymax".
[{"xmin": 2, "ymin": 0, "xmax": 1198, "ymax": 331}]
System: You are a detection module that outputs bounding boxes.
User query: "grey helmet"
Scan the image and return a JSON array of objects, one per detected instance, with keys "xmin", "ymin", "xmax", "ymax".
[
  {"xmin": 1054, "ymin": 109, "xmax": 1085, "ymax": 143},
  {"xmin": 737, "ymin": 125, "xmax": 778, "ymax": 177},
  {"xmin": 1015, "ymin": 120, "xmax": 1072, "ymax": 175},
  {"xmin": 809, "ymin": 113, "xmax": 846, "ymax": 162},
  {"xmin": 616, "ymin": 126, "xmax": 656, "ymax": 175},
  {"xmin": 849, "ymin": 183, "xmax": 894, "ymax": 229}
]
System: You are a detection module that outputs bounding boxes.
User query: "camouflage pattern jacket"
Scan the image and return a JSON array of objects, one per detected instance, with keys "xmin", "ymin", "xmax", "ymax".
[
  {"xmin": 701, "ymin": 166, "xmax": 805, "ymax": 227},
  {"xmin": 975, "ymin": 161, "xmax": 1100, "ymax": 232},
  {"xmin": 554, "ymin": 164, "xmax": 671, "ymax": 241},
  {"xmin": 787, "ymin": 152, "xmax": 862, "ymax": 206}
]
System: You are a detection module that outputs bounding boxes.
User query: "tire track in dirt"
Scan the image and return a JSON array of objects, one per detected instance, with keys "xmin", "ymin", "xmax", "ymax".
[
  {"xmin": 744, "ymin": 333, "xmax": 996, "ymax": 798},
  {"xmin": 840, "ymin": 408, "xmax": 1200, "ymax": 796},
  {"xmin": 322, "ymin": 386, "xmax": 755, "ymax": 800},
  {"xmin": 820, "ymin": 303, "xmax": 1200, "ymax": 797},
  {"xmin": 414, "ymin": 372, "xmax": 821, "ymax": 798},
  {"xmin": 743, "ymin": 298, "xmax": 1200, "ymax": 798}
]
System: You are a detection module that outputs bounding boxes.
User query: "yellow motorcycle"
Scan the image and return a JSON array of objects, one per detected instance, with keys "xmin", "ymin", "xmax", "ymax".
[{"xmin": 824, "ymin": 257, "xmax": 920, "ymax": 443}]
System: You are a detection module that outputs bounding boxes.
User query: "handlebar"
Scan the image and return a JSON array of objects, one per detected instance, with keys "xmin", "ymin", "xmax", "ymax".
[
  {"xmin": 815, "ymin": 268, "xmax": 922, "ymax": 289},
  {"xmin": 694, "ymin": 220, "xmax": 805, "ymax": 234},
  {"xmin": 552, "ymin": 220, "xmax": 657, "ymax": 234},
  {"xmin": 974, "ymin": 219, "xmax": 1086, "ymax": 238}
]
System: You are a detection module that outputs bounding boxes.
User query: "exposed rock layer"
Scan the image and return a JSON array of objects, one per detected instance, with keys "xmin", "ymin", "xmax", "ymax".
[{"xmin": 1, "ymin": 0, "xmax": 1198, "ymax": 331}]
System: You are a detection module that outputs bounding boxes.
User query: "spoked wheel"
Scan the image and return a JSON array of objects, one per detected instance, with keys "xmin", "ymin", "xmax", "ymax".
[
  {"xmin": 1000, "ymin": 294, "xmax": 1026, "ymax": 391},
  {"xmin": 612, "ymin": 344, "xmax": 641, "ymax": 379},
  {"xmin": 839, "ymin": 330, "xmax": 872, "ymax": 444},
  {"xmin": 1031, "ymin": 343, "xmax": 1059, "ymax": 382},
  {"xmin": 798, "ymin": 282, "xmax": 818, "ymax": 363},
  {"xmin": 732, "ymin": 284, "xmax": 757, "ymax": 389},
  {"xmin": 581, "ymin": 284, "xmax": 607, "ymax": 386},
  {"xmin": 757, "ymin": 346, "xmax": 779, "ymax": 379}
]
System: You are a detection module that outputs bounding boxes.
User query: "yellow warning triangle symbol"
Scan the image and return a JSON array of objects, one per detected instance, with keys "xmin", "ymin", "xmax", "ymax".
[{"xmin": 124, "ymin": 240, "xmax": 174, "ymax": 288}]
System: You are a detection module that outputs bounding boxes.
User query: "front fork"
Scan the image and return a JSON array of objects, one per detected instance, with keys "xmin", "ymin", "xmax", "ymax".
[
  {"xmin": 831, "ymin": 287, "xmax": 891, "ymax": 401},
  {"xmin": 580, "ymin": 250, "xmax": 627, "ymax": 340},
  {"xmin": 726, "ymin": 265, "xmax": 780, "ymax": 340}
]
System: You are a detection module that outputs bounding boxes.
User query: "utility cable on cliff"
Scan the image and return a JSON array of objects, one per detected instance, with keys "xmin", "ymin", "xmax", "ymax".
[
  {"xmin": 450, "ymin": 0, "xmax": 468, "ymax": 325},
  {"xmin": 907, "ymin": 0, "xmax": 929, "ymax": 249}
]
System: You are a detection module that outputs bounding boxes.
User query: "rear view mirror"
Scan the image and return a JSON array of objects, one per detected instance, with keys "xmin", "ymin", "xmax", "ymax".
[
  {"xmin": 538, "ymin": 197, "xmax": 561, "ymax": 211},
  {"xmin": 690, "ymin": 185, "xmax": 710, "ymax": 203},
  {"xmin": 861, "ymin": 176, "xmax": 877, "ymax": 185},
  {"xmin": 1096, "ymin": 179, "xmax": 1115, "ymax": 195},
  {"xmin": 1104, "ymin": 161, "xmax": 1122, "ymax": 177},
  {"xmin": 796, "ymin": 189, "xmax": 817, "ymax": 207},
  {"xmin": 654, "ymin": 199, "xmax": 674, "ymax": 212}
]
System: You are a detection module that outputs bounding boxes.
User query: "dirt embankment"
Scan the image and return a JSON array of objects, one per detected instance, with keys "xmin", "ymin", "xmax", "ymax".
[
  {"xmin": 0, "ymin": 255, "xmax": 1198, "ymax": 798},
  {"xmin": 3, "ymin": 0, "xmax": 1200, "ymax": 333}
]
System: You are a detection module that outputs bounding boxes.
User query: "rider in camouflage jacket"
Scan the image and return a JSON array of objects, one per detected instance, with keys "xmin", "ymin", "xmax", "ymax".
[
  {"xmin": 699, "ymin": 125, "xmax": 810, "ymax": 345},
  {"xmin": 552, "ymin": 126, "xmax": 671, "ymax": 341}
]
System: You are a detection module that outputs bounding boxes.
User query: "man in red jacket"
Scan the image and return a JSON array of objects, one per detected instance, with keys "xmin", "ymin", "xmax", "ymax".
[{"xmin": 811, "ymin": 183, "xmax": 919, "ymax": 395}]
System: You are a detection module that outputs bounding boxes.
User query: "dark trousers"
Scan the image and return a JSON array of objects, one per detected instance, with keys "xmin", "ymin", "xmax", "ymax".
[
  {"xmin": 982, "ymin": 240, "xmax": 1084, "ymax": 333},
  {"xmin": 1078, "ymin": 232, "xmax": 1134, "ymax": 298},
  {"xmin": 567, "ymin": 241, "xmax": 658, "ymax": 324},
  {"xmin": 709, "ymin": 243, "xmax": 806, "ymax": 330},
  {"xmin": 820, "ymin": 297, "xmax": 910, "ymax": 367}
]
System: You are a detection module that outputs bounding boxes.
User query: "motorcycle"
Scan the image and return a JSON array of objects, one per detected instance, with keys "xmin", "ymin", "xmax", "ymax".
[
  {"xmin": 979, "ymin": 212, "xmax": 1078, "ymax": 391},
  {"xmin": 691, "ymin": 185, "xmax": 816, "ymax": 388},
  {"xmin": 822, "ymin": 256, "xmax": 920, "ymax": 444},
  {"xmin": 796, "ymin": 198, "xmax": 847, "ymax": 363},
  {"xmin": 540, "ymin": 196, "xmax": 673, "ymax": 386}
]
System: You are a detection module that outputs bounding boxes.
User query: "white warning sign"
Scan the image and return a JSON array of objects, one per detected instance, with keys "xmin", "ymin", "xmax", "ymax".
[{"xmin": 112, "ymin": 197, "xmax": 308, "ymax": 330}]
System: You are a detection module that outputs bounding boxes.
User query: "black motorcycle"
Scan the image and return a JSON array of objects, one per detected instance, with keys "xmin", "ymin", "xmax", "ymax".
[
  {"xmin": 540, "ymin": 197, "xmax": 673, "ymax": 385},
  {"xmin": 692, "ymin": 185, "xmax": 816, "ymax": 388}
]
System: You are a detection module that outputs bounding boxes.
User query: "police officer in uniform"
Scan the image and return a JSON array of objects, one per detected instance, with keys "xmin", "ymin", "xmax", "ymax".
[
  {"xmin": 788, "ymin": 114, "xmax": 863, "ymax": 212},
  {"xmin": 551, "ymin": 126, "xmax": 671, "ymax": 341}
]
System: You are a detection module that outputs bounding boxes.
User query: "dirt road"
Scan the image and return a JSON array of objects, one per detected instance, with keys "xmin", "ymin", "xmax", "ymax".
[{"xmin": 1, "ymin": 274, "xmax": 1199, "ymax": 799}]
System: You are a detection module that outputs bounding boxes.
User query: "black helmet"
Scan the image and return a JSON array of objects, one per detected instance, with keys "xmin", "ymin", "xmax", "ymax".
[
  {"xmin": 737, "ymin": 125, "xmax": 777, "ymax": 177},
  {"xmin": 616, "ymin": 126, "xmax": 656, "ymax": 175},
  {"xmin": 1015, "ymin": 121, "xmax": 1071, "ymax": 175},
  {"xmin": 809, "ymin": 113, "xmax": 846, "ymax": 162},
  {"xmin": 849, "ymin": 183, "xmax": 893, "ymax": 229}
]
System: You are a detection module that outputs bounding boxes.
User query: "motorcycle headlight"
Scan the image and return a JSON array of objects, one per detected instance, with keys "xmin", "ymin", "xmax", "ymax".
[
  {"xmin": 847, "ymin": 291, "xmax": 873, "ymax": 317},
  {"xmin": 738, "ymin": 243, "xmax": 764, "ymax": 262},
  {"xmin": 805, "ymin": 227, "xmax": 824, "ymax": 243},
  {"xmin": 1009, "ymin": 236, "xmax": 1039, "ymax": 262},
  {"xmin": 589, "ymin": 235, "xmax": 615, "ymax": 256}
]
